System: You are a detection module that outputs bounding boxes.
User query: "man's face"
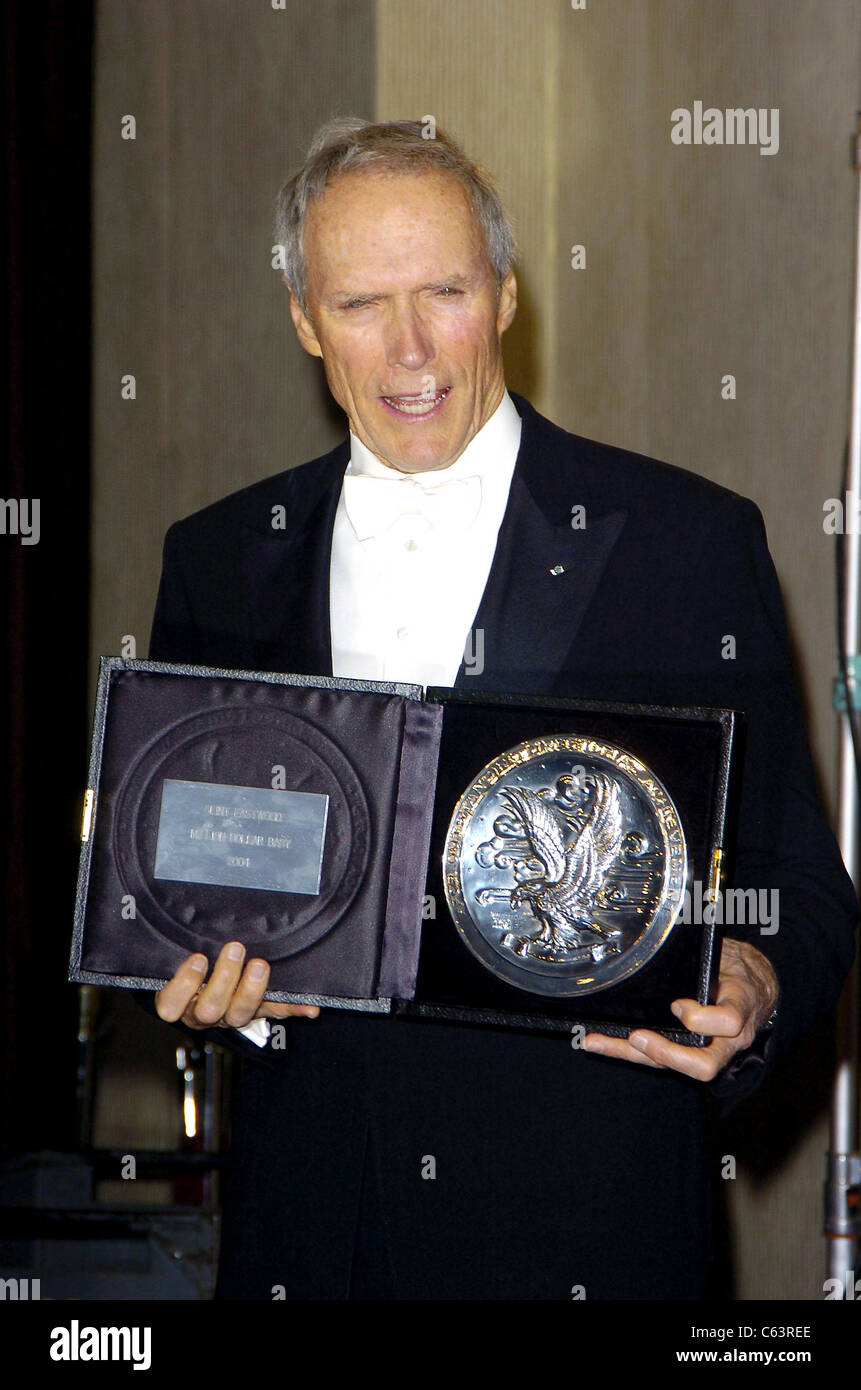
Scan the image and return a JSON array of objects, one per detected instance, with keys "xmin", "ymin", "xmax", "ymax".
[{"xmin": 288, "ymin": 167, "xmax": 517, "ymax": 473}]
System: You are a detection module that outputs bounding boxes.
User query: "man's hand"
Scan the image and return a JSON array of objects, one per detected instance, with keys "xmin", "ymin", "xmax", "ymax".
[
  {"xmin": 155, "ymin": 941, "xmax": 320, "ymax": 1031},
  {"xmin": 581, "ymin": 936, "xmax": 779, "ymax": 1081}
]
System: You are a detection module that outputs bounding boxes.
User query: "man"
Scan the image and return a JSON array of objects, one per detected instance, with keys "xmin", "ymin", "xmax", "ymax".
[{"xmin": 148, "ymin": 118, "xmax": 856, "ymax": 1299}]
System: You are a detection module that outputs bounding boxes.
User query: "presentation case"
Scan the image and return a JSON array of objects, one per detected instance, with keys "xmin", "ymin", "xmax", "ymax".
[{"xmin": 70, "ymin": 658, "xmax": 740, "ymax": 1044}]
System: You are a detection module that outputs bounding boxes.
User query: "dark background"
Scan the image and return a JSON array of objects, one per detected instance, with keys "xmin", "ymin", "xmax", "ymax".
[{"xmin": 2, "ymin": 0, "xmax": 93, "ymax": 1153}]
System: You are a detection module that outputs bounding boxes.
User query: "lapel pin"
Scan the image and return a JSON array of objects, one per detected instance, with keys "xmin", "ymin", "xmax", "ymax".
[{"xmin": 549, "ymin": 564, "xmax": 565, "ymax": 576}]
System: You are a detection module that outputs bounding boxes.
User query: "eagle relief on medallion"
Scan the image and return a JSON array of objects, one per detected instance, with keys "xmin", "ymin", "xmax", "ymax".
[
  {"xmin": 444, "ymin": 737, "xmax": 687, "ymax": 995},
  {"xmin": 473, "ymin": 769, "xmax": 662, "ymax": 966}
]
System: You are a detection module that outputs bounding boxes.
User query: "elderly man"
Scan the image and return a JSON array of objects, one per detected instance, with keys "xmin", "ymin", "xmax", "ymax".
[{"xmin": 149, "ymin": 118, "xmax": 856, "ymax": 1299}]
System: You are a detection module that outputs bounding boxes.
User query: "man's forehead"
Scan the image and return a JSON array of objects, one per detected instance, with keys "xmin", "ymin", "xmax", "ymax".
[{"xmin": 304, "ymin": 167, "xmax": 484, "ymax": 265}]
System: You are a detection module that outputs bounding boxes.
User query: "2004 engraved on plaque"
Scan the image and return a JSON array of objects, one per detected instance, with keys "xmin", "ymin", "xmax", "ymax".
[{"xmin": 442, "ymin": 736, "xmax": 688, "ymax": 996}]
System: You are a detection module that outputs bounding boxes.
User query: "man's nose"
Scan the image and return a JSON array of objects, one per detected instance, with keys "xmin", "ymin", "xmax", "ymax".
[{"xmin": 384, "ymin": 303, "xmax": 433, "ymax": 372}]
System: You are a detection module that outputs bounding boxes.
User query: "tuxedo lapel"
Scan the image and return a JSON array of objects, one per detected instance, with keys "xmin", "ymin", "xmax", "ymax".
[
  {"xmin": 454, "ymin": 394, "xmax": 627, "ymax": 692},
  {"xmin": 238, "ymin": 443, "xmax": 347, "ymax": 677}
]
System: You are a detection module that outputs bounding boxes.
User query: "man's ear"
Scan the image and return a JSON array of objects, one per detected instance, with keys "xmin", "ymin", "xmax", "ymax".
[
  {"xmin": 284, "ymin": 276, "xmax": 323, "ymax": 359},
  {"xmin": 496, "ymin": 269, "xmax": 517, "ymax": 336}
]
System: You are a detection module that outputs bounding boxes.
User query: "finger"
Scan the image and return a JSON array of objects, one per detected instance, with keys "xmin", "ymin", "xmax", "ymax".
[
  {"xmin": 221, "ymin": 957, "xmax": 272, "ymax": 1028},
  {"xmin": 260, "ymin": 1000, "xmax": 320, "ymax": 1020},
  {"xmin": 155, "ymin": 953, "xmax": 208, "ymax": 1022},
  {"xmin": 217, "ymin": 961, "xmax": 322, "ymax": 1027},
  {"xmin": 186, "ymin": 941, "xmax": 247, "ymax": 1026},
  {"xmin": 670, "ymin": 996, "xmax": 748, "ymax": 1039},
  {"xmin": 625, "ymin": 1029, "xmax": 737, "ymax": 1080},
  {"xmin": 584, "ymin": 1029, "xmax": 738, "ymax": 1081},
  {"xmin": 581, "ymin": 1032, "xmax": 665, "ymax": 1069}
]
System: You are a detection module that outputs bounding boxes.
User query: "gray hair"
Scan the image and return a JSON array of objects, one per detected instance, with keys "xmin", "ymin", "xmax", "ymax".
[{"xmin": 275, "ymin": 117, "xmax": 517, "ymax": 312}]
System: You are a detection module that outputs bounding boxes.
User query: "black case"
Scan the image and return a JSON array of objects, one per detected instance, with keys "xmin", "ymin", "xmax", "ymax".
[{"xmin": 70, "ymin": 659, "xmax": 740, "ymax": 1044}]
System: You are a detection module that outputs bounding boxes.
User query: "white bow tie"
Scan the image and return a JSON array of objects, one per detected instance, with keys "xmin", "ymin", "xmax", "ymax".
[{"xmin": 342, "ymin": 471, "xmax": 482, "ymax": 541}]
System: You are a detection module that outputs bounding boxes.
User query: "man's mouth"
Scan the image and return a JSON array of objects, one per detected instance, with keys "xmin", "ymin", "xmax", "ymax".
[{"xmin": 380, "ymin": 387, "xmax": 450, "ymax": 417}]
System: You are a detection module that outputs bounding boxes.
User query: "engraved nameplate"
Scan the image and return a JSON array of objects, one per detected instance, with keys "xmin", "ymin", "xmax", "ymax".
[{"xmin": 153, "ymin": 778, "xmax": 329, "ymax": 895}]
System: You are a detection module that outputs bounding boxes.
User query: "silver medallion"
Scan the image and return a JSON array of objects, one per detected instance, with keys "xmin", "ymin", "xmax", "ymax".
[{"xmin": 443, "ymin": 736, "xmax": 688, "ymax": 996}]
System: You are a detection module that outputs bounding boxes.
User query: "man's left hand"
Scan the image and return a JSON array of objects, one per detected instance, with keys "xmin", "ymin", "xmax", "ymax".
[{"xmin": 581, "ymin": 936, "xmax": 779, "ymax": 1081}]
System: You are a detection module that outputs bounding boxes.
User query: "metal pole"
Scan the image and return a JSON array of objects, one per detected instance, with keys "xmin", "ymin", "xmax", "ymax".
[{"xmin": 825, "ymin": 111, "xmax": 861, "ymax": 1295}]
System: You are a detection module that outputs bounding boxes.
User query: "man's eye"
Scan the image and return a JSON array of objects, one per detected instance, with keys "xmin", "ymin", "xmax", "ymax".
[{"xmin": 437, "ymin": 286, "xmax": 462, "ymax": 297}]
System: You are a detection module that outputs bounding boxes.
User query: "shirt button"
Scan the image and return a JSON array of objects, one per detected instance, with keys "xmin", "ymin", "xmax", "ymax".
[{"xmin": 396, "ymin": 626, "xmax": 409, "ymax": 640}]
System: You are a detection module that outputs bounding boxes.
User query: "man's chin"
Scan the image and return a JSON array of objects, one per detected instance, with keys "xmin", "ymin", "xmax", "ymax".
[
  {"xmin": 381, "ymin": 456, "xmax": 457, "ymax": 474},
  {"xmin": 354, "ymin": 393, "xmax": 472, "ymax": 472},
  {"xmin": 365, "ymin": 431, "xmax": 466, "ymax": 474}
]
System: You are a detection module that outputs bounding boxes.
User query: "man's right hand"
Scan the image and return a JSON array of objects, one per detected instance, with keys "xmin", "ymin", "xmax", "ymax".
[{"xmin": 155, "ymin": 941, "xmax": 320, "ymax": 1031}]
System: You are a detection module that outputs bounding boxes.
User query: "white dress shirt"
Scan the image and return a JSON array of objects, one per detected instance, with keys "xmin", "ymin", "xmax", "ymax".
[
  {"xmin": 329, "ymin": 390, "xmax": 522, "ymax": 687},
  {"xmin": 238, "ymin": 390, "xmax": 521, "ymax": 1047}
]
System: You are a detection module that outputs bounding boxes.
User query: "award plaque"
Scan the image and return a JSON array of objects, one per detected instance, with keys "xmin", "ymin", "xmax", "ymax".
[{"xmin": 70, "ymin": 661, "xmax": 739, "ymax": 1042}]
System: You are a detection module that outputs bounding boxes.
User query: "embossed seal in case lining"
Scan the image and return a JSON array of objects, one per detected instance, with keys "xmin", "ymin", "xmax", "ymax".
[
  {"xmin": 443, "ymin": 736, "xmax": 688, "ymax": 996},
  {"xmin": 112, "ymin": 703, "xmax": 370, "ymax": 962}
]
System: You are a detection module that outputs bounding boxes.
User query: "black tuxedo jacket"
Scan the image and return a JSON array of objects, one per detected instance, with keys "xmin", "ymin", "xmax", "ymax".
[{"xmin": 148, "ymin": 392, "xmax": 856, "ymax": 1300}]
